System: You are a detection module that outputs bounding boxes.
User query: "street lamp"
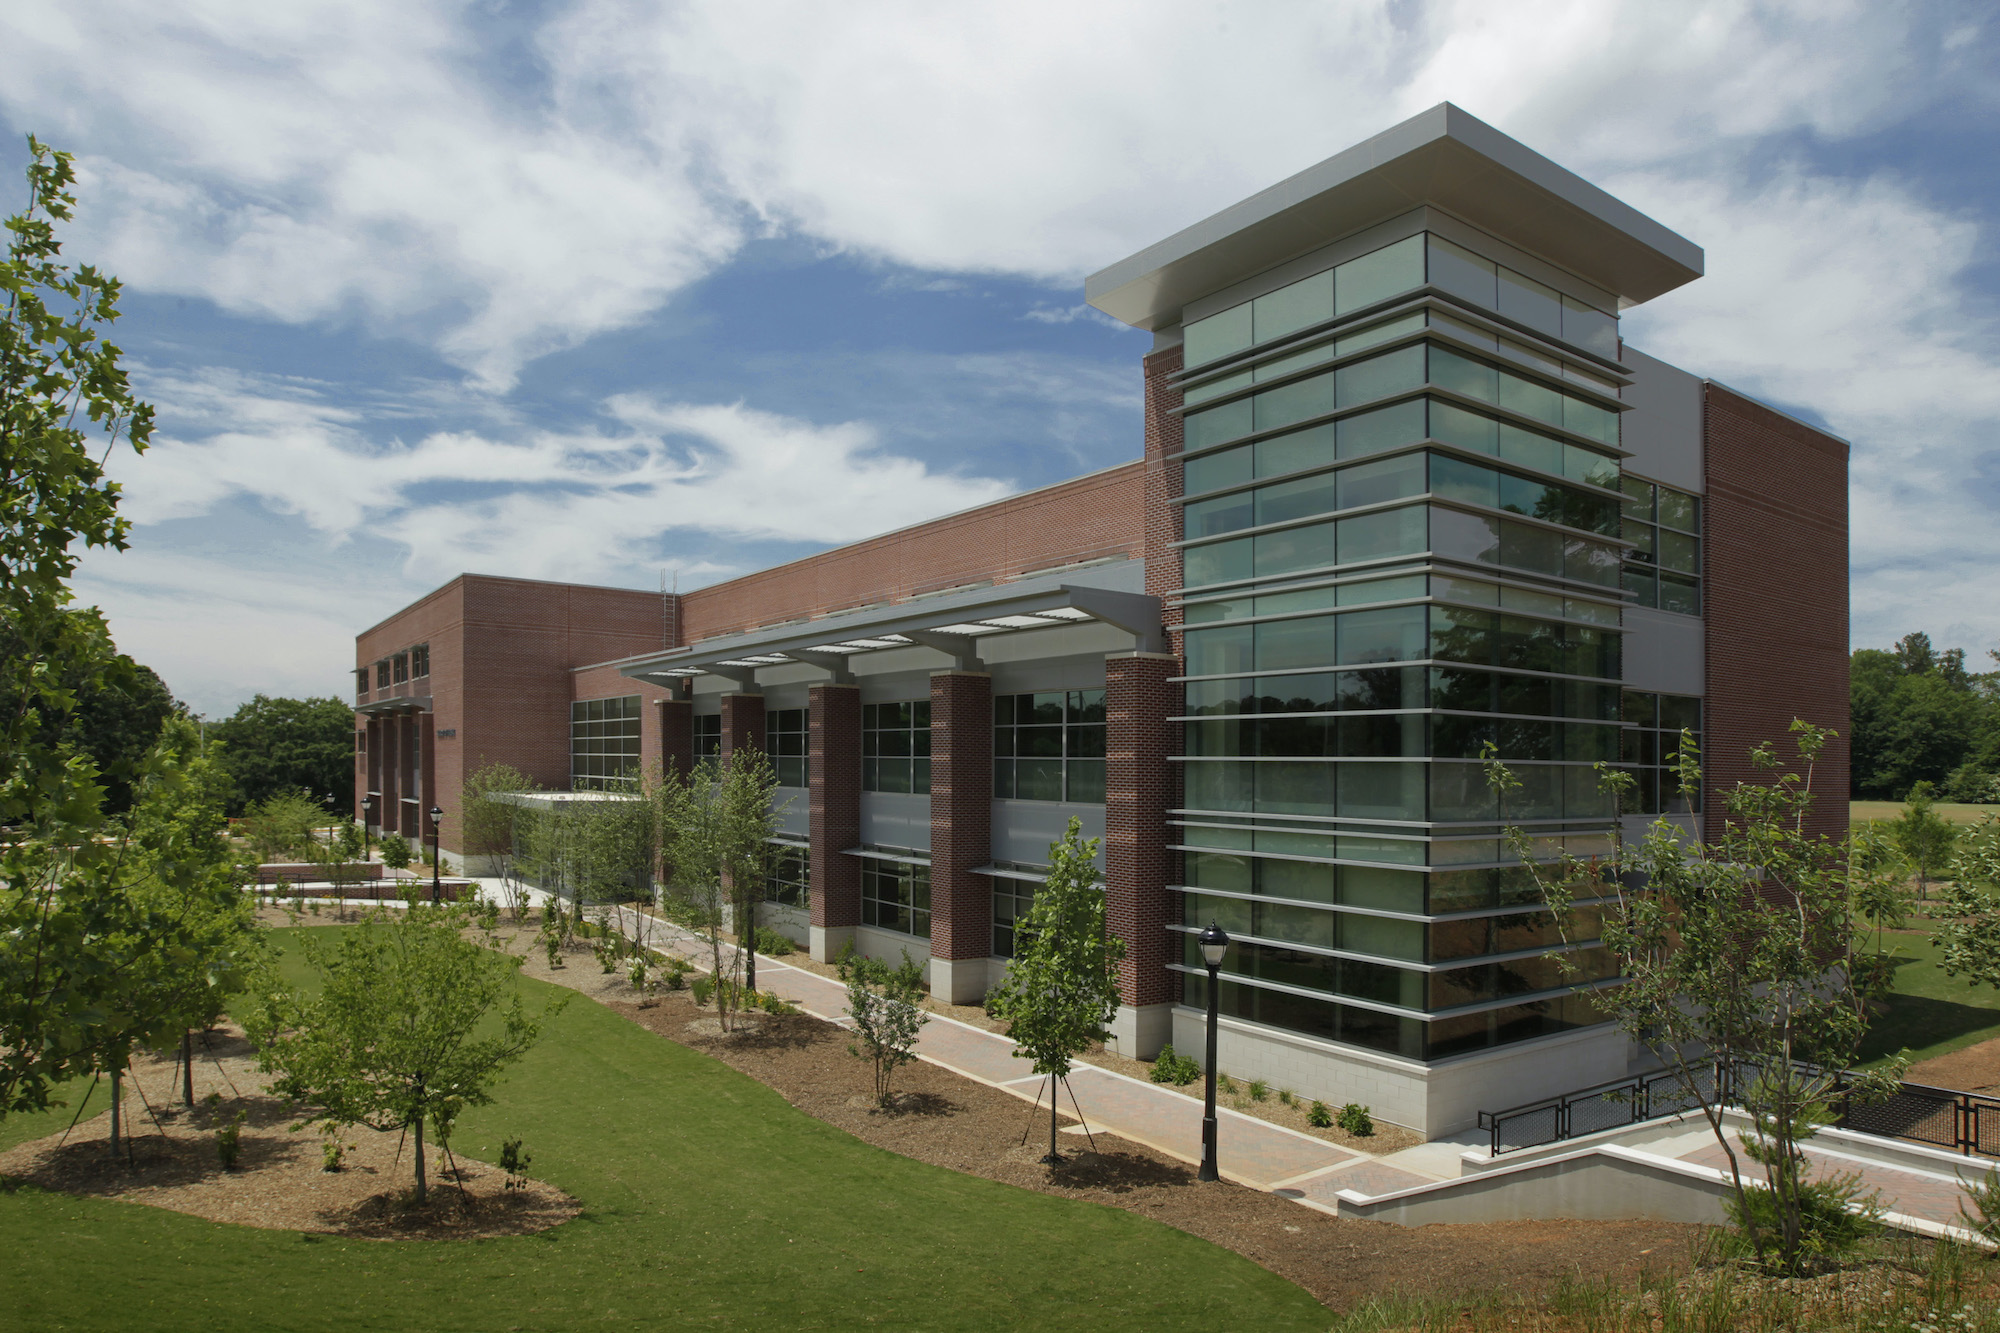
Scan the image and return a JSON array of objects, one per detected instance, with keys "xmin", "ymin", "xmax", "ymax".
[
  {"xmin": 429, "ymin": 805, "xmax": 443, "ymax": 903},
  {"xmin": 1198, "ymin": 920, "xmax": 1231, "ymax": 1183},
  {"xmin": 359, "ymin": 795, "xmax": 373, "ymax": 861}
]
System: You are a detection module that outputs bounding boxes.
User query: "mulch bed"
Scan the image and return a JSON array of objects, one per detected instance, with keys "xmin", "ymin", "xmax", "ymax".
[
  {"xmin": 1909, "ymin": 1035, "xmax": 2000, "ymax": 1094},
  {"xmin": 0, "ymin": 1023, "xmax": 578, "ymax": 1241}
]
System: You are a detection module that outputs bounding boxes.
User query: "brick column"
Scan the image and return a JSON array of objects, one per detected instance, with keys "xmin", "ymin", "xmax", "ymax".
[
  {"xmin": 379, "ymin": 715, "xmax": 401, "ymax": 833},
  {"xmin": 808, "ymin": 683, "xmax": 861, "ymax": 962},
  {"xmin": 1105, "ymin": 650, "xmax": 1180, "ymax": 1058},
  {"xmin": 656, "ymin": 695, "xmax": 693, "ymax": 780},
  {"xmin": 354, "ymin": 718, "xmax": 369, "ymax": 822},
  {"xmin": 928, "ymin": 670, "xmax": 993, "ymax": 1003},
  {"xmin": 720, "ymin": 693, "xmax": 766, "ymax": 763}
]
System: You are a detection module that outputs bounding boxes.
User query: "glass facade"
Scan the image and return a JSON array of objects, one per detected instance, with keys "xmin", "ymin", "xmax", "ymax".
[
  {"xmin": 768, "ymin": 707, "xmax": 808, "ymax": 787},
  {"xmin": 1620, "ymin": 477, "xmax": 1702, "ymax": 615},
  {"xmin": 990, "ymin": 869, "xmax": 1039, "ymax": 959},
  {"xmin": 695, "ymin": 714, "xmax": 720, "ymax": 760},
  {"xmin": 1621, "ymin": 691, "xmax": 1702, "ymax": 815},
  {"xmin": 861, "ymin": 859, "xmax": 931, "ymax": 937},
  {"xmin": 1173, "ymin": 255, "xmax": 1626, "ymax": 1061},
  {"xmin": 765, "ymin": 843, "xmax": 809, "ymax": 907},
  {"xmin": 993, "ymin": 690, "xmax": 1107, "ymax": 802},
  {"xmin": 572, "ymin": 695, "xmax": 642, "ymax": 789},
  {"xmin": 863, "ymin": 700, "xmax": 931, "ymax": 794}
]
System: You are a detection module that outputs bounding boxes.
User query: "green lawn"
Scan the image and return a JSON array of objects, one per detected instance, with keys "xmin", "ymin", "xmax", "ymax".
[
  {"xmin": 1860, "ymin": 929, "xmax": 2000, "ymax": 1070},
  {"xmin": 1851, "ymin": 800, "xmax": 2000, "ymax": 827},
  {"xmin": 0, "ymin": 927, "xmax": 1328, "ymax": 1332}
]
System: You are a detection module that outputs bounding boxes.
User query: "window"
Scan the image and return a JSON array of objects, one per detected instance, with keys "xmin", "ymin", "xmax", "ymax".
[
  {"xmin": 411, "ymin": 644, "xmax": 430, "ymax": 678},
  {"xmin": 1620, "ymin": 691, "xmax": 1702, "ymax": 814},
  {"xmin": 1620, "ymin": 477, "xmax": 1702, "ymax": 614},
  {"xmin": 861, "ymin": 860, "xmax": 931, "ymax": 937},
  {"xmin": 993, "ymin": 690, "xmax": 1106, "ymax": 802},
  {"xmin": 355, "ymin": 669, "xmax": 369, "ymax": 699},
  {"xmin": 572, "ymin": 695, "xmax": 642, "ymax": 789},
  {"xmin": 393, "ymin": 653, "xmax": 410, "ymax": 684},
  {"xmin": 863, "ymin": 701, "xmax": 931, "ymax": 794},
  {"xmin": 695, "ymin": 714, "xmax": 721, "ymax": 760},
  {"xmin": 767, "ymin": 707, "xmax": 808, "ymax": 787},
  {"xmin": 376, "ymin": 660, "xmax": 391, "ymax": 689},
  {"xmin": 765, "ymin": 844, "xmax": 809, "ymax": 908},
  {"xmin": 991, "ymin": 872, "xmax": 1039, "ymax": 958}
]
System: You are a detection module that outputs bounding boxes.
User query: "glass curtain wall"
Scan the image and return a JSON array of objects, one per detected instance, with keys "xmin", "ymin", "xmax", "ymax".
[
  {"xmin": 1173, "ymin": 236, "xmax": 1627, "ymax": 1061},
  {"xmin": 572, "ymin": 696, "xmax": 642, "ymax": 789}
]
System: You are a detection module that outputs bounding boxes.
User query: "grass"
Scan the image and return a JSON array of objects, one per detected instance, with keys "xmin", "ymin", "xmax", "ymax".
[
  {"xmin": 0, "ymin": 925, "xmax": 1329, "ymax": 1332},
  {"xmin": 1851, "ymin": 800, "xmax": 2000, "ymax": 826},
  {"xmin": 1860, "ymin": 929, "xmax": 2000, "ymax": 1069}
]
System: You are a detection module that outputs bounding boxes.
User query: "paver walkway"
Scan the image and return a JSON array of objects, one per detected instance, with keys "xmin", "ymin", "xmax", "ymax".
[{"xmin": 1681, "ymin": 1140, "xmax": 1988, "ymax": 1231}]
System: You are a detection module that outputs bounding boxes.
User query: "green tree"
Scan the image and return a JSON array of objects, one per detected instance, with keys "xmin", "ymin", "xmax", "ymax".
[
  {"xmin": 837, "ymin": 947, "xmax": 928, "ymax": 1107},
  {"xmin": 249, "ymin": 898, "xmax": 558, "ymax": 1203},
  {"xmin": 1892, "ymin": 781, "xmax": 1958, "ymax": 900},
  {"xmin": 1937, "ymin": 816, "xmax": 2000, "ymax": 991},
  {"xmin": 657, "ymin": 749, "xmax": 778, "ymax": 1029},
  {"xmin": 1490, "ymin": 723, "xmax": 1901, "ymax": 1276},
  {"xmin": 984, "ymin": 818, "xmax": 1125, "ymax": 1164},
  {"xmin": 241, "ymin": 788, "xmax": 323, "ymax": 864},
  {"xmin": 0, "ymin": 613, "xmax": 179, "ymax": 813},
  {"xmin": 208, "ymin": 694, "xmax": 354, "ymax": 813},
  {"xmin": 379, "ymin": 832, "xmax": 413, "ymax": 871},
  {"xmin": 0, "ymin": 137, "xmax": 168, "ymax": 1116}
]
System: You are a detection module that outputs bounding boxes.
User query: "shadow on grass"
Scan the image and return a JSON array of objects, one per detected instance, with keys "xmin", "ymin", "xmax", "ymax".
[{"xmin": 1860, "ymin": 991, "xmax": 2000, "ymax": 1065}]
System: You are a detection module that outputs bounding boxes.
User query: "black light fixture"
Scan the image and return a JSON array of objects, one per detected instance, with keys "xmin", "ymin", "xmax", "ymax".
[
  {"xmin": 359, "ymin": 795, "xmax": 373, "ymax": 869},
  {"xmin": 429, "ymin": 805, "xmax": 443, "ymax": 903},
  {"xmin": 1198, "ymin": 920, "xmax": 1231, "ymax": 1183}
]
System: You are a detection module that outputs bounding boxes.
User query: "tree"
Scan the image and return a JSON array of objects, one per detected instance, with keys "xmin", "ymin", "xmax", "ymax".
[
  {"xmin": 464, "ymin": 763, "xmax": 535, "ymax": 921},
  {"xmin": 657, "ymin": 749, "xmax": 778, "ymax": 1029},
  {"xmin": 1892, "ymin": 781, "xmax": 1958, "ymax": 900},
  {"xmin": 0, "ymin": 613, "xmax": 179, "ymax": 813},
  {"xmin": 837, "ymin": 947, "xmax": 928, "ymax": 1107},
  {"xmin": 241, "ymin": 788, "xmax": 323, "ymax": 864},
  {"xmin": 379, "ymin": 832, "xmax": 414, "ymax": 871},
  {"xmin": 249, "ymin": 897, "xmax": 558, "ymax": 1204},
  {"xmin": 1489, "ymin": 723, "xmax": 1901, "ymax": 1276},
  {"xmin": 208, "ymin": 694, "xmax": 354, "ymax": 813},
  {"xmin": 0, "ymin": 136, "xmax": 167, "ymax": 1117},
  {"xmin": 1936, "ymin": 816, "xmax": 2000, "ymax": 992},
  {"xmin": 984, "ymin": 818, "xmax": 1125, "ymax": 1164}
]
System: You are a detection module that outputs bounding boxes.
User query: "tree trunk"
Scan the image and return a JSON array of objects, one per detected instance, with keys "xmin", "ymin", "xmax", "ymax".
[
  {"xmin": 109, "ymin": 1065, "xmax": 122, "ymax": 1156},
  {"xmin": 181, "ymin": 1030, "xmax": 194, "ymax": 1106},
  {"xmin": 1045, "ymin": 1081, "xmax": 1062, "ymax": 1165},
  {"xmin": 413, "ymin": 1114, "xmax": 427, "ymax": 1204},
  {"xmin": 745, "ymin": 896, "xmax": 758, "ymax": 995}
]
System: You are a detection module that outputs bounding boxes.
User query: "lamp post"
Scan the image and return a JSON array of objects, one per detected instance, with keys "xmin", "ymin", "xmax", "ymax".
[
  {"xmin": 359, "ymin": 795, "xmax": 373, "ymax": 863},
  {"xmin": 429, "ymin": 805, "xmax": 443, "ymax": 903},
  {"xmin": 1198, "ymin": 920, "xmax": 1231, "ymax": 1183}
]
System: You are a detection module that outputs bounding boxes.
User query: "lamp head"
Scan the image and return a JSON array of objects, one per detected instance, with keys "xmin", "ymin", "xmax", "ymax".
[
  {"xmin": 429, "ymin": 805, "xmax": 443, "ymax": 828},
  {"xmin": 1198, "ymin": 921, "xmax": 1230, "ymax": 969},
  {"xmin": 360, "ymin": 796, "xmax": 372, "ymax": 813}
]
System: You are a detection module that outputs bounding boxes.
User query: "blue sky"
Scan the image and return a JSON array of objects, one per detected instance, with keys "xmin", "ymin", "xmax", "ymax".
[{"xmin": 1, "ymin": 1, "xmax": 1995, "ymax": 717}]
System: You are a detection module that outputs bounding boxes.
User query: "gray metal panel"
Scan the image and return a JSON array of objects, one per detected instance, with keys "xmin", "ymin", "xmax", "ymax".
[
  {"xmin": 859, "ymin": 791, "xmax": 931, "ymax": 851},
  {"xmin": 772, "ymin": 789, "xmax": 810, "ymax": 838},
  {"xmin": 991, "ymin": 800, "xmax": 1107, "ymax": 867},
  {"xmin": 988, "ymin": 652, "xmax": 1110, "ymax": 695},
  {"xmin": 1619, "ymin": 346, "xmax": 1704, "ymax": 494},
  {"xmin": 1621, "ymin": 605, "xmax": 1704, "ymax": 695},
  {"xmin": 1086, "ymin": 103, "xmax": 1702, "ymax": 330}
]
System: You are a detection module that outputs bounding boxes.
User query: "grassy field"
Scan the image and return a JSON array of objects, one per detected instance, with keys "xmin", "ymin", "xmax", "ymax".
[
  {"xmin": 0, "ymin": 926, "xmax": 1329, "ymax": 1332},
  {"xmin": 1851, "ymin": 800, "xmax": 2000, "ymax": 826},
  {"xmin": 1860, "ymin": 928, "xmax": 2000, "ymax": 1070}
]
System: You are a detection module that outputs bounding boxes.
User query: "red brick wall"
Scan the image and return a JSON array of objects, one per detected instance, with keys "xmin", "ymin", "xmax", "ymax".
[
  {"xmin": 1106, "ymin": 652, "xmax": 1180, "ymax": 1008},
  {"xmin": 658, "ymin": 696, "xmax": 693, "ymax": 780},
  {"xmin": 677, "ymin": 465, "xmax": 1145, "ymax": 642},
  {"xmin": 721, "ymin": 693, "xmax": 767, "ymax": 763},
  {"xmin": 809, "ymin": 684, "xmax": 862, "ymax": 935},
  {"xmin": 928, "ymin": 671, "xmax": 994, "ymax": 964},
  {"xmin": 1702, "ymin": 384, "xmax": 1850, "ymax": 844}
]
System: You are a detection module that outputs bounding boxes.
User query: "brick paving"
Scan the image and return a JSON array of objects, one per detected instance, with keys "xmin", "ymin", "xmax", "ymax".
[{"xmin": 1680, "ymin": 1140, "xmax": 1985, "ymax": 1228}]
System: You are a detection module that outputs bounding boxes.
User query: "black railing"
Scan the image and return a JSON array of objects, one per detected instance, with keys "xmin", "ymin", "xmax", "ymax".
[{"xmin": 1480, "ymin": 1061, "xmax": 2000, "ymax": 1159}]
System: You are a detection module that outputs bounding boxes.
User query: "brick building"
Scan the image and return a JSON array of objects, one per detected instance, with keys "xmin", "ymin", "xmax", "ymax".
[{"xmin": 353, "ymin": 104, "xmax": 1847, "ymax": 1135}]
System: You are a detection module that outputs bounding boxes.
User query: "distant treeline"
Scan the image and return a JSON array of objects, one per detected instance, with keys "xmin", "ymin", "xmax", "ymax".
[{"xmin": 1852, "ymin": 632, "xmax": 2000, "ymax": 801}]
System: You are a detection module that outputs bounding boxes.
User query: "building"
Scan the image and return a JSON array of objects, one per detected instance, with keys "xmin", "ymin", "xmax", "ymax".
[{"xmin": 353, "ymin": 104, "xmax": 1848, "ymax": 1136}]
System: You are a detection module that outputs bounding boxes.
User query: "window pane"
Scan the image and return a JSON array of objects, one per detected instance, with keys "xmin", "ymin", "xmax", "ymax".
[
  {"xmin": 1499, "ymin": 520, "xmax": 1562, "ymax": 576},
  {"xmin": 1339, "ymin": 451, "xmax": 1425, "ymax": 509},
  {"xmin": 1016, "ymin": 758, "xmax": 1065, "ymax": 801},
  {"xmin": 1254, "ymin": 519, "xmax": 1339, "ymax": 577},
  {"xmin": 1185, "ymin": 397, "xmax": 1253, "ymax": 451},
  {"xmin": 1659, "ymin": 530, "xmax": 1699, "ymax": 575},
  {"xmin": 1253, "ymin": 270, "xmax": 1334, "ymax": 343},
  {"xmin": 1561, "ymin": 296, "xmax": 1619, "ymax": 360},
  {"xmin": 1065, "ymin": 760, "xmax": 1106, "ymax": 803},
  {"xmin": 1497, "ymin": 370, "xmax": 1563, "ymax": 426},
  {"xmin": 1255, "ymin": 472, "xmax": 1342, "ymax": 527},
  {"xmin": 1255, "ymin": 761, "xmax": 1336, "ymax": 815},
  {"xmin": 1497, "ymin": 269, "xmax": 1562, "ymax": 338},
  {"xmin": 1430, "ymin": 453, "xmax": 1498, "ymax": 508},
  {"xmin": 1254, "ymin": 370, "xmax": 1338, "ymax": 434},
  {"xmin": 1185, "ymin": 491, "xmax": 1255, "ymax": 539},
  {"xmin": 1185, "ymin": 303, "xmax": 1252, "ymax": 367},
  {"xmin": 1337, "ymin": 234, "xmax": 1424, "ymax": 314},
  {"xmin": 1182, "ymin": 369, "xmax": 1251, "ymax": 408},
  {"xmin": 1185, "ymin": 537, "xmax": 1252, "ymax": 588},
  {"xmin": 1425, "ymin": 235, "xmax": 1498, "ymax": 309},
  {"xmin": 1184, "ymin": 442, "xmax": 1252, "ymax": 496},
  {"xmin": 1337, "ymin": 345, "xmax": 1424, "ymax": 408},
  {"xmin": 1338, "ymin": 605, "xmax": 1425, "ymax": 665},
  {"xmin": 1661, "ymin": 573, "xmax": 1700, "ymax": 616},
  {"xmin": 1658, "ymin": 488, "xmax": 1700, "ymax": 533},
  {"xmin": 1336, "ymin": 310, "xmax": 1426, "ymax": 356},
  {"xmin": 1337, "ymin": 399, "xmax": 1426, "ymax": 461},
  {"xmin": 1429, "ymin": 346, "xmax": 1498, "ymax": 403},
  {"xmin": 1256, "ymin": 615, "xmax": 1337, "ymax": 672},
  {"xmin": 1337, "ymin": 505, "xmax": 1424, "ymax": 564},
  {"xmin": 1430, "ymin": 400, "xmax": 1499, "ymax": 456},
  {"xmin": 1430, "ymin": 506, "xmax": 1501, "ymax": 564},
  {"xmin": 1255, "ymin": 423, "xmax": 1336, "ymax": 478}
]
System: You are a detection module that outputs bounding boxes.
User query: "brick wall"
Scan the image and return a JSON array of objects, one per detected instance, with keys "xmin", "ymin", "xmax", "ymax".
[
  {"xmin": 1702, "ymin": 384, "xmax": 1850, "ymax": 844},
  {"xmin": 658, "ymin": 696, "xmax": 693, "ymax": 780},
  {"xmin": 721, "ymin": 693, "xmax": 767, "ymax": 763},
  {"xmin": 809, "ymin": 684, "xmax": 862, "ymax": 937},
  {"xmin": 1106, "ymin": 652, "xmax": 1180, "ymax": 1008},
  {"xmin": 928, "ymin": 671, "xmax": 994, "ymax": 964}
]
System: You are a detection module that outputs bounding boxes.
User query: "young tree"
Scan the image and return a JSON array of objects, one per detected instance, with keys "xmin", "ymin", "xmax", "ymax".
[
  {"xmin": 837, "ymin": 947, "xmax": 928, "ymax": 1107},
  {"xmin": 1848, "ymin": 824, "xmax": 1913, "ymax": 993},
  {"xmin": 1892, "ymin": 781, "xmax": 1958, "ymax": 900},
  {"xmin": 249, "ymin": 897, "xmax": 559, "ymax": 1203},
  {"xmin": 241, "ymin": 788, "xmax": 321, "ymax": 864},
  {"xmin": 1936, "ymin": 816, "xmax": 2000, "ymax": 992},
  {"xmin": 656, "ymin": 749, "xmax": 778, "ymax": 1029},
  {"xmin": 0, "ymin": 137, "xmax": 168, "ymax": 1117},
  {"xmin": 1489, "ymin": 723, "xmax": 1902, "ymax": 1277},
  {"xmin": 379, "ymin": 832, "xmax": 414, "ymax": 872},
  {"xmin": 984, "ymin": 818, "xmax": 1125, "ymax": 1164}
]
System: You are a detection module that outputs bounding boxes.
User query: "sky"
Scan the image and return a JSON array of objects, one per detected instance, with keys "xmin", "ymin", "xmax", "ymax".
[{"xmin": 1, "ymin": 1, "xmax": 1996, "ymax": 718}]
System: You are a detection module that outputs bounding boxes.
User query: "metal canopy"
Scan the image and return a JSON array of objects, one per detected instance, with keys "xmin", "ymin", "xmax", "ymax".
[
  {"xmin": 611, "ymin": 571, "xmax": 1164, "ymax": 687},
  {"xmin": 355, "ymin": 694, "xmax": 432, "ymax": 715}
]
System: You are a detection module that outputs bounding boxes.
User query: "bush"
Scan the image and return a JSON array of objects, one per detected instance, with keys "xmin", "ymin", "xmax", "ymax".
[
  {"xmin": 499, "ymin": 1137, "xmax": 532, "ymax": 1191},
  {"xmin": 755, "ymin": 927, "xmax": 796, "ymax": 957},
  {"xmin": 243, "ymin": 789, "xmax": 323, "ymax": 863},
  {"xmin": 1149, "ymin": 1044, "xmax": 1200, "ymax": 1085},
  {"xmin": 690, "ymin": 976, "xmax": 714, "ymax": 1006},
  {"xmin": 1278, "ymin": 1088, "xmax": 1296, "ymax": 1107},
  {"xmin": 215, "ymin": 1108, "xmax": 247, "ymax": 1169},
  {"xmin": 1248, "ymin": 1078, "xmax": 1269, "ymax": 1102},
  {"xmin": 1336, "ymin": 1102, "xmax": 1374, "ymax": 1136},
  {"xmin": 1723, "ymin": 1169, "xmax": 1879, "ymax": 1266},
  {"xmin": 1307, "ymin": 1100, "xmax": 1334, "ymax": 1129},
  {"xmin": 379, "ymin": 833, "xmax": 413, "ymax": 870}
]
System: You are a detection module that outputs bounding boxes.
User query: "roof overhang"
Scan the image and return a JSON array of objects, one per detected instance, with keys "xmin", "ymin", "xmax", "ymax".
[
  {"xmin": 1086, "ymin": 102, "xmax": 1703, "ymax": 331},
  {"xmin": 612, "ymin": 571, "xmax": 1164, "ymax": 687},
  {"xmin": 355, "ymin": 695, "xmax": 432, "ymax": 716}
]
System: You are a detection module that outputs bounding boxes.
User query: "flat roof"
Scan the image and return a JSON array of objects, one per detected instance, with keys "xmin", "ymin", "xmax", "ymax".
[{"xmin": 1086, "ymin": 103, "xmax": 1703, "ymax": 331}]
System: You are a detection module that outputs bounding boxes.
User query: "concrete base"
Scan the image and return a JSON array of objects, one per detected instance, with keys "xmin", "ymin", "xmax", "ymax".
[
  {"xmin": 1106, "ymin": 1002, "xmax": 1174, "ymax": 1060},
  {"xmin": 929, "ymin": 955, "xmax": 991, "ymax": 1006},
  {"xmin": 810, "ymin": 925, "xmax": 855, "ymax": 964},
  {"xmin": 758, "ymin": 903, "xmax": 810, "ymax": 949}
]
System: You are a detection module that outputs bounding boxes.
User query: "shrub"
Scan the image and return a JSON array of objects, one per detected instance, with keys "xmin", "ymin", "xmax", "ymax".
[
  {"xmin": 1279, "ymin": 1088, "xmax": 1296, "ymax": 1107},
  {"xmin": 837, "ymin": 945, "xmax": 928, "ymax": 1107},
  {"xmin": 755, "ymin": 927, "xmax": 795, "ymax": 957},
  {"xmin": 1248, "ymin": 1078, "xmax": 1269, "ymax": 1102},
  {"xmin": 499, "ymin": 1137, "xmax": 532, "ymax": 1191},
  {"xmin": 216, "ymin": 1108, "xmax": 247, "ymax": 1169},
  {"xmin": 1962, "ymin": 1163, "xmax": 2000, "ymax": 1244},
  {"xmin": 758, "ymin": 989, "xmax": 797, "ymax": 1016},
  {"xmin": 1307, "ymin": 1100, "xmax": 1334, "ymax": 1129},
  {"xmin": 691, "ymin": 976, "xmax": 714, "ymax": 1007},
  {"xmin": 321, "ymin": 1134, "xmax": 345, "ymax": 1172},
  {"xmin": 1148, "ymin": 1044, "xmax": 1201, "ymax": 1086},
  {"xmin": 379, "ymin": 833, "xmax": 413, "ymax": 871},
  {"xmin": 1337, "ymin": 1102, "xmax": 1374, "ymax": 1136},
  {"xmin": 1217, "ymin": 1073, "xmax": 1236, "ymax": 1096}
]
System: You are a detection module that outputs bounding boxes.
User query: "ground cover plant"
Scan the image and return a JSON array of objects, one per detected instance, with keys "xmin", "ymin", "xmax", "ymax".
[{"xmin": 0, "ymin": 925, "xmax": 1335, "ymax": 1332}]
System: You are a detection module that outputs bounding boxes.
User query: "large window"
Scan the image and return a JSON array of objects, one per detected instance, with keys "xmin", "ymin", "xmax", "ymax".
[
  {"xmin": 355, "ymin": 669, "xmax": 369, "ymax": 699},
  {"xmin": 1621, "ymin": 691, "xmax": 1702, "ymax": 815},
  {"xmin": 765, "ymin": 844, "xmax": 809, "ymax": 908},
  {"xmin": 767, "ymin": 707, "xmax": 808, "ymax": 787},
  {"xmin": 1620, "ymin": 477, "xmax": 1701, "ymax": 615},
  {"xmin": 861, "ymin": 860, "xmax": 931, "ymax": 937},
  {"xmin": 993, "ymin": 690, "xmax": 1106, "ymax": 802},
  {"xmin": 375, "ymin": 660, "xmax": 390, "ymax": 689},
  {"xmin": 393, "ymin": 652, "xmax": 409, "ymax": 684},
  {"xmin": 411, "ymin": 644, "xmax": 430, "ymax": 678},
  {"xmin": 572, "ymin": 695, "xmax": 642, "ymax": 789},
  {"xmin": 863, "ymin": 701, "xmax": 930, "ymax": 794},
  {"xmin": 695, "ymin": 714, "xmax": 721, "ymax": 761},
  {"xmin": 991, "ymin": 872, "xmax": 1038, "ymax": 959}
]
